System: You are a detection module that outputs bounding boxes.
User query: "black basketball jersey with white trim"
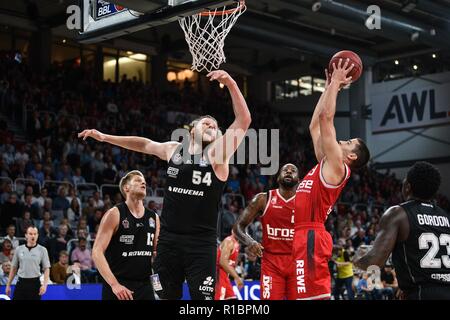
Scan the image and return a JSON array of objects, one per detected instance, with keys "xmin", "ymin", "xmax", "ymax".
[
  {"xmin": 159, "ymin": 148, "xmax": 225, "ymax": 244},
  {"xmin": 104, "ymin": 202, "xmax": 157, "ymax": 281},
  {"xmin": 392, "ymin": 200, "xmax": 450, "ymax": 291}
]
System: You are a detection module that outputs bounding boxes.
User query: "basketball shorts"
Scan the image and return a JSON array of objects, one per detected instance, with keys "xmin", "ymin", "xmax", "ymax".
[
  {"xmin": 153, "ymin": 237, "xmax": 217, "ymax": 300},
  {"xmin": 215, "ymin": 273, "xmax": 236, "ymax": 300},
  {"xmin": 292, "ymin": 223, "xmax": 333, "ymax": 300},
  {"xmin": 260, "ymin": 252, "xmax": 297, "ymax": 300}
]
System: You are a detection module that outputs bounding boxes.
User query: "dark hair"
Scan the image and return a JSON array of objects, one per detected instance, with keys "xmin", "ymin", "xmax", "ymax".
[
  {"xmin": 350, "ymin": 138, "xmax": 370, "ymax": 170},
  {"xmin": 406, "ymin": 161, "xmax": 441, "ymax": 199},
  {"xmin": 25, "ymin": 225, "xmax": 38, "ymax": 234}
]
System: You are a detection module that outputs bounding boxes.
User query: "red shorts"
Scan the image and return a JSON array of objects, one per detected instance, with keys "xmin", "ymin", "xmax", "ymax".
[
  {"xmin": 260, "ymin": 252, "xmax": 297, "ymax": 300},
  {"xmin": 215, "ymin": 274, "xmax": 236, "ymax": 300},
  {"xmin": 292, "ymin": 223, "xmax": 333, "ymax": 300}
]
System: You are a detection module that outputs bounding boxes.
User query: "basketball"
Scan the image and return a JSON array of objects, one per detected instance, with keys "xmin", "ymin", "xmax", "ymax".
[{"xmin": 328, "ymin": 50, "xmax": 363, "ymax": 82}]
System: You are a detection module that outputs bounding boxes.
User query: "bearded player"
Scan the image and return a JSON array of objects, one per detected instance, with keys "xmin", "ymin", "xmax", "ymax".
[{"xmin": 234, "ymin": 163, "xmax": 299, "ymax": 299}]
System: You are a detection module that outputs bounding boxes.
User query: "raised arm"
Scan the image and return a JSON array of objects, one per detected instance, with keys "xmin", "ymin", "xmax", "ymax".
[
  {"xmin": 78, "ymin": 129, "xmax": 179, "ymax": 161},
  {"xmin": 207, "ymin": 70, "xmax": 251, "ymax": 165},
  {"xmin": 92, "ymin": 207, "xmax": 133, "ymax": 300},
  {"xmin": 309, "ymin": 69, "xmax": 331, "ymax": 162},
  {"xmin": 319, "ymin": 58, "xmax": 353, "ymax": 185},
  {"xmin": 353, "ymin": 206, "xmax": 406, "ymax": 270},
  {"xmin": 233, "ymin": 192, "xmax": 267, "ymax": 257}
]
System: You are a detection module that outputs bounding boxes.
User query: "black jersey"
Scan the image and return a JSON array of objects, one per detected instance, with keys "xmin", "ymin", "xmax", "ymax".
[
  {"xmin": 392, "ymin": 200, "xmax": 450, "ymax": 291},
  {"xmin": 104, "ymin": 202, "xmax": 157, "ymax": 281},
  {"xmin": 159, "ymin": 147, "xmax": 226, "ymax": 244}
]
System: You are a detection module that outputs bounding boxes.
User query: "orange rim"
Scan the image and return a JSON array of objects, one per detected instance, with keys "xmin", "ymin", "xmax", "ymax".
[{"xmin": 199, "ymin": 0, "xmax": 245, "ymax": 16}]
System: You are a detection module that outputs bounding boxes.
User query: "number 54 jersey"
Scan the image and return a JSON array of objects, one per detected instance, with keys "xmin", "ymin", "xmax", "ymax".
[{"xmin": 160, "ymin": 148, "xmax": 226, "ymax": 243}]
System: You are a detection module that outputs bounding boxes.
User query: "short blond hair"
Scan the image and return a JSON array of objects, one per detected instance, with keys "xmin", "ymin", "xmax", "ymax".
[{"xmin": 119, "ymin": 170, "xmax": 145, "ymax": 199}]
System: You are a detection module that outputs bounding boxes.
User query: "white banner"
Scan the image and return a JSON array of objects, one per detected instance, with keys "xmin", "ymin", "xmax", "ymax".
[{"xmin": 371, "ymin": 83, "xmax": 450, "ymax": 133}]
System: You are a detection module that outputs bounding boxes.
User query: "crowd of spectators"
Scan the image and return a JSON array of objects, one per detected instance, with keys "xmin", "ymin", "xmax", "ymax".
[{"xmin": 0, "ymin": 53, "xmax": 449, "ymax": 298}]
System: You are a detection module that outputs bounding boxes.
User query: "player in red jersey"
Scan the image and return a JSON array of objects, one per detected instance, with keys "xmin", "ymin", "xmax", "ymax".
[
  {"xmin": 234, "ymin": 163, "xmax": 299, "ymax": 300},
  {"xmin": 215, "ymin": 231, "xmax": 243, "ymax": 300},
  {"xmin": 293, "ymin": 58, "xmax": 370, "ymax": 300}
]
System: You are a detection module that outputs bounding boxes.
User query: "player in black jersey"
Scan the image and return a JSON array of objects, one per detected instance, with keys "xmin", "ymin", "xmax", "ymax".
[
  {"xmin": 79, "ymin": 70, "xmax": 251, "ymax": 300},
  {"xmin": 92, "ymin": 170, "xmax": 160, "ymax": 300},
  {"xmin": 354, "ymin": 162, "xmax": 450, "ymax": 299}
]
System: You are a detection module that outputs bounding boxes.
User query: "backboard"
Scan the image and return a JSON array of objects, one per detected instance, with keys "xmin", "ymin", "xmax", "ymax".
[{"xmin": 78, "ymin": 0, "xmax": 235, "ymax": 43}]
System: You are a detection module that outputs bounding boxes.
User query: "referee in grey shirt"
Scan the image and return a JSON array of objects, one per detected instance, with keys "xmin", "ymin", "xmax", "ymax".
[{"xmin": 6, "ymin": 226, "xmax": 51, "ymax": 300}]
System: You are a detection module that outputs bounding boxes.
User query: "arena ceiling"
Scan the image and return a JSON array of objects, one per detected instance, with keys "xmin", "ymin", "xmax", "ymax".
[{"xmin": 0, "ymin": 0, "xmax": 449, "ymax": 74}]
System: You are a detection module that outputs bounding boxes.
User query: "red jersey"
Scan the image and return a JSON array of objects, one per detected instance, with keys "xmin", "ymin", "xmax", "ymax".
[
  {"xmin": 295, "ymin": 159, "xmax": 351, "ymax": 225},
  {"xmin": 216, "ymin": 235, "xmax": 240, "ymax": 276},
  {"xmin": 261, "ymin": 189, "xmax": 295, "ymax": 254}
]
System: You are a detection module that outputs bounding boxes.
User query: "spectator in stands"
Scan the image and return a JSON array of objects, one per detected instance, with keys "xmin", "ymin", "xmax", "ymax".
[
  {"xmin": 4, "ymin": 224, "xmax": 20, "ymax": 249},
  {"xmin": 14, "ymin": 145, "xmax": 29, "ymax": 164},
  {"xmin": 72, "ymin": 167, "xmax": 86, "ymax": 185},
  {"xmin": 2, "ymin": 143, "xmax": 15, "ymax": 166},
  {"xmin": 357, "ymin": 272, "xmax": 379, "ymax": 300},
  {"xmin": 147, "ymin": 200, "xmax": 157, "ymax": 212},
  {"xmin": 30, "ymin": 163, "xmax": 44, "ymax": 185},
  {"xmin": 227, "ymin": 173, "xmax": 240, "ymax": 193},
  {"xmin": 50, "ymin": 250, "xmax": 70, "ymax": 284},
  {"xmin": 38, "ymin": 219, "xmax": 58, "ymax": 248},
  {"xmin": 23, "ymin": 194, "xmax": 41, "ymax": 220},
  {"xmin": 66, "ymin": 187, "xmax": 81, "ymax": 208},
  {"xmin": 351, "ymin": 229, "xmax": 367, "ymax": 248},
  {"xmin": 0, "ymin": 193, "xmax": 23, "ymax": 231},
  {"xmin": 88, "ymin": 209, "xmax": 103, "ymax": 234},
  {"xmin": 56, "ymin": 164, "xmax": 73, "ymax": 184},
  {"xmin": 82, "ymin": 197, "xmax": 96, "ymax": 217},
  {"xmin": 38, "ymin": 211, "xmax": 54, "ymax": 228},
  {"xmin": 70, "ymin": 238, "xmax": 96, "ymax": 283},
  {"xmin": 92, "ymin": 191, "xmax": 104, "ymax": 209},
  {"xmin": 35, "ymin": 187, "xmax": 49, "ymax": 208},
  {"xmin": 101, "ymin": 159, "xmax": 117, "ymax": 184},
  {"xmin": 49, "ymin": 224, "xmax": 71, "ymax": 262},
  {"xmin": 332, "ymin": 242, "xmax": 355, "ymax": 300},
  {"xmin": 0, "ymin": 182, "xmax": 13, "ymax": 204},
  {"xmin": 17, "ymin": 210, "xmax": 35, "ymax": 237},
  {"xmin": 380, "ymin": 265, "xmax": 398, "ymax": 300},
  {"xmin": 52, "ymin": 185, "xmax": 70, "ymax": 214},
  {"xmin": 20, "ymin": 186, "xmax": 37, "ymax": 204},
  {"xmin": 0, "ymin": 238, "xmax": 15, "ymax": 264},
  {"xmin": 59, "ymin": 218, "xmax": 75, "ymax": 239},
  {"xmin": 77, "ymin": 217, "xmax": 90, "ymax": 237},
  {"xmin": 67, "ymin": 198, "xmax": 81, "ymax": 225},
  {"xmin": 0, "ymin": 158, "xmax": 10, "ymax": 179},
  {"xmin": 0, "ymin": 261, "xmax": 17, "ymax": 285}
]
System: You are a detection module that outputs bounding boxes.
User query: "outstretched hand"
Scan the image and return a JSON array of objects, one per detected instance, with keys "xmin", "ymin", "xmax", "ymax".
[
  {"xmin": 207, "ymin": 70, "xmax": 236, "ymax": 87},
  {"xmin": 331, "ymin": 58, "xmax": 354, "ymax": 88},
  {"xmin": 78, "ymin": 129, "xmax": 105, "ymax": 142}
]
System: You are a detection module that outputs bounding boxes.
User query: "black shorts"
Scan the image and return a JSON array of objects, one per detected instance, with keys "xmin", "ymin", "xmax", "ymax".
[
  {"xmin": 102, "ymin": 278, "xmax": 155, "ymax": 300},
  {"xmin": 405, "ymin": 285, "xmax": 450, "ymax": 300},
  {"xmin": 13, "ymin": 277, "xmax": 41, "ymax": 300},
  {"xmin": 153, "ymin": 238, "xmax": 217, "ymax": 300}
]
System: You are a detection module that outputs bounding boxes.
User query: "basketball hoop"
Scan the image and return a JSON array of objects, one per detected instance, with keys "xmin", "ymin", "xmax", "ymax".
[{"xmin": 178, "ymin": 1, "xmax": 246, "ymax": 72}]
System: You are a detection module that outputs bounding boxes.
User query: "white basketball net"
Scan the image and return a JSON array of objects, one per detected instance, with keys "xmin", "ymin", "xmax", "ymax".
[{"xmin": 178, "ymin": 1, "xmax": 246, "ymax": 72}]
